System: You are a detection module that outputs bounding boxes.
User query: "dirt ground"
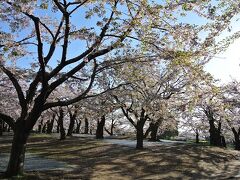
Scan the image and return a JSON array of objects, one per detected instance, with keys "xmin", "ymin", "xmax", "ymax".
[{"xmin": 0, "ymin": 133, "xmax": 240, "ymax": 180}]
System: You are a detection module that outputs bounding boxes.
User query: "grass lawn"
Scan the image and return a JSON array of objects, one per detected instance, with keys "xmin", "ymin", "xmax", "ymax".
[{"xmin": 0, "ymin": 133, "xmax": 240, "ymax": 180}]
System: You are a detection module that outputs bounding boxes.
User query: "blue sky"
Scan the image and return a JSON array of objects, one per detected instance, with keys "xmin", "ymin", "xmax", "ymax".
[{"xmin": 1, "ymin": 1, "xmax": 240, "ymax": 84}]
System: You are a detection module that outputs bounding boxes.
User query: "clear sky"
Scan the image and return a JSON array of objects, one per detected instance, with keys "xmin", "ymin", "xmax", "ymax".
[
  {"xmin": 1, "ymin": 1, "xmax": 239, "ymax": 85},
  {"xmin": 205, "ymin": 36, "xmax": 240, "ymax": 84}
]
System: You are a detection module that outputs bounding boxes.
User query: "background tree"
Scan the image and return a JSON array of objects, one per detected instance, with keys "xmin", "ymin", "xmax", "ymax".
[{"xmin": 222, "ymin": 80, "xmax": 240, "ymax": 150}]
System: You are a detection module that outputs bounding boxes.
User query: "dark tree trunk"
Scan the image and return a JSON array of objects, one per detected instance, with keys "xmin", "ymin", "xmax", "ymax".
[
  {"xmin": 144, "ymin": 122, "xmax": 153, "ymax": 139},
  {"xmin": 232, "ymin": 127, "xmax": 240, "ymax": 150},
  {"xmin": 0, "ymin": 119, "xmax": 3, "ymax": 136},
  {"xmin": 149, "ymin": 122, "xmax": 160, "ymax": 141},
  {"xmin": 84, "ymin": 118, "xmax": 89, "ymax": 134},
  {"xmin": 196, "ymin": 130, "xmax": 199, "ymax": 143},
  {"xmin": 221, "ymin": 135, "xmax": 226, "ymax": 148},
  {"xmin": 75, "ymin": 120, "xmax": 81, "ymax": 134},
  {"xmin": 136, "ymin": 123, "xmax": 144, "ymax": 149},
  {"xmin": 58, "ymin": 108, "xmax": 66, "ymax": 140},
  {"xmin": 42, "ymin": 122, "xmax": 47, "ymax": 133},
  {"xmin": 5, "ymin": 122, "xmax": 29, "ymax": 177},
  {"xmin": 67, "ymin": 119, "xmax": 75, "ymax": 136},
  {"xmin": 67, "ymin": 110, "xmax": 77, "ymax": 136},
  {"xmin": 205, "ymin": 107, "xmax": 224, "ymax": 147},
  {"xmin": 37, "ymin": 118, "xmax": 44, "ymax": 133},
  {"xmin": 57, "ymin": 121, "xmax": 60, "ymax": 133},
  {"xmin": 209, "ymin": 121, "xmax": 223, "ymax": 147},
  {"xmin": 38, "ymin": 124, "xmax": 42, "ymax": 133},
  {"xmin": 3, "ymin": 121, "xmax": 8, "ymax": 132},
  {"xmin": 46, "ymin": 114, "xmax": 55, "ymax": 134},
  {"xmin": 136, "ymin": 108, "xmax": 148, "ymax": 149},
  {"xmin": 96, "ymin": 115, "xmax": 105, "ymax": 139}
]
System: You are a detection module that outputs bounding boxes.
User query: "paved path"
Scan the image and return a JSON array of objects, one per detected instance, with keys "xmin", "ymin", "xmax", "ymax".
[
  {"xmin": 103, "ymin": 138, "xmax": 187, "ymax": 148},
  {"xmin": 73, "ymin": 134, "xmax": 187, "ymax": 148},
  {"xmin": 0, "ymin": 153, "xmax": 73, "ymax": 173}
]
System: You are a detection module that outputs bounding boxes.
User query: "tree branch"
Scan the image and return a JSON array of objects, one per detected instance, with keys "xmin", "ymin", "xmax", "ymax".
[
  {"xmin": 0, "ymin": 112, "xmax": 15, "ymax": 130},
  {"xmin": 0, "ymin": 65, "xmax": 27, "ymax": 115}
]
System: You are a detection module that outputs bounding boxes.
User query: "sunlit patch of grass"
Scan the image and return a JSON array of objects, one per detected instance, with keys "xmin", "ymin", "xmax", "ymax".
[{"xmin": 30, "ymin": 133, "xmax": 53, "ymax": 138}]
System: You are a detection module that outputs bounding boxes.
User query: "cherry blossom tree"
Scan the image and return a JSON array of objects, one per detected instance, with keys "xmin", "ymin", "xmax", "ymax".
[
  {"xmin": 222, "ymin": 80, "xmax": 240, "ymax": 150},
  {"xmin": 1, "ymin": 0, "xmax": 240, "ymax": 177}
]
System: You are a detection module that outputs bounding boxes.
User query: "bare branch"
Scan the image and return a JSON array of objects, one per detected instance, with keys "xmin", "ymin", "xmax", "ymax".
[{"xmin": 69, "ymin": 0, "xmax": 89, "ymax": 14}]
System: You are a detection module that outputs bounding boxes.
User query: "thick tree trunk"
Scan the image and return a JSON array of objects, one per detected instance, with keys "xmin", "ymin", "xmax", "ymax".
[
  {"xmin": 84, "ymin": 118, "xmax": 89, "ymax": 134},
  {"xmin": 67, "ymin": 111, "xmax": 76, "ymax": 136},
  {"xmin": 221, "ymin": 135, "xmax": 226, "ymax": 148},
  {"xmin": 144, "ymin": 123, "xmax": 153, "ymax": 139},
  {"xmin": 96, "ymin": 115, "xmax": 105, "ymax": 139},
  {"xmin": 136, "ymin": 108, "xmax": 148, "ymax": 149},
  {"xmin": 67, "ymin": 119, "xmax": 75, "ymax": 136},
  {"xmin": 232, "ymin": 127, "xmax": 240, "ymax": 150},
  {"xmin": 37, "ymin": 118, "xmax": 44, "ymax": 133},
  {"xmin": 205, "ymin": 108, "xmax": 224, "ymax": 147},
  {"xmin": 42, "ymin": 122, "xmax": 47, "ymax": 133},
  {"xmin": 75, "ymin": 120, "xmax": 81, "ymax": 134},
  {"xmin": 209, "ymin": 121, "xmax": 223, "ymax": 147},
  {"xmin": 58, "ymin": 109, "xmax": 66, "ymax": 140},
  {"xmin": 38, "ymin": 124, "xmax": 42, "ymax": 133},
  {"xmin": 3, "ymin": 121, "xmax": 8, "ymax": 132},
  {"xmin": 149, "ymin": 122, "xmax": 159, "ymax": 141},
  {"xmin": 46, "ymin": 114, "xmax": 55, "ymax": 134},
  {"xmin": 0, "ymin": 119, "xmax": 3, "ymax": 136},
  {"xmin": 5, "ymin": 123, "xmax": 29, "ymax": 177},
  {"xmin": 136, "ymin": 123, "xmax": 144, "ymax": 149}
]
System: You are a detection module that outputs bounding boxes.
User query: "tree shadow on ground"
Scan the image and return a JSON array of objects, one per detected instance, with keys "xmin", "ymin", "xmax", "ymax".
[{"xmin": 0, "ymin": 134, "xmax": 239, "ymax": 179}]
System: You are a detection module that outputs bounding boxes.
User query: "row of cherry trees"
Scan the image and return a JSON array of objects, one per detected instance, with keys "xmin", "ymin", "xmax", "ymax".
[
  {"xmin": 2, "ymin": 59, "xmax": 239, "ymax": 150},
  {"xmin": 1, "ymin": 0, "xmax": 240, "ymax": 177}
]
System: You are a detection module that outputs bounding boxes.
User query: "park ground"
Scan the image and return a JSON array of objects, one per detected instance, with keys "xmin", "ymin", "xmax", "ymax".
[{"xmin": 0, "ymin": 134, "xmax": 240, "ymax": 180}]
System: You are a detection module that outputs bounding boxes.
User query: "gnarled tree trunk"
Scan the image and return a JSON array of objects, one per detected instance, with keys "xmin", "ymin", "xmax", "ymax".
[
  {"xmin": 75, "ymin": 120, "xmax": 81, "ymax": 134},
  {"xmin": 136, "ymin": 108, "xmax": 148, "ymax": 149},
  {"xmin": 144, "ymin": 122, "xmax": 153, "ymax": 139},
  {"xmin": 149, "ymin": 122, "xmax": 160, "ymax": 141},
  {"xmin": 205, "ymin": 106, "xmax": 225, "ymax": 147},
  {"xmin": 42, "ymin": 122, "xmax": 47, "ymax": 133},
  {"xmin": 58, "ymin": 108, "xmax": 66, "ymax": 140},
  {"xmin": 38, "ymin": 118, "xmax": 44, "ymax": 133},
  {"xmin": 84, "ymin": 118, "xmax": 89, "ymax": 134},
  {"xmin": 96, "ymin": 115, "xmax": 105, "ymax": 139},
  {"xmin": 232, "ymin": 127, "xmax": 240, "ymax": 150},
  {"xmin": 67, "ymin": 109, "xmax": 77, "ymax": 136},
  {"xmin": 46, "ymin": 114, "xmax": 55, "ymax": 134},
  {"xmin": 5, "ymin": 123, "xmax": 29, "ymax": 177}
]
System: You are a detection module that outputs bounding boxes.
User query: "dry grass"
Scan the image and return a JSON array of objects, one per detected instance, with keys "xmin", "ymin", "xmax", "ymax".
[{"xmin": 0, "ymin": 133, "xmax": 240, "ymax": 180}]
